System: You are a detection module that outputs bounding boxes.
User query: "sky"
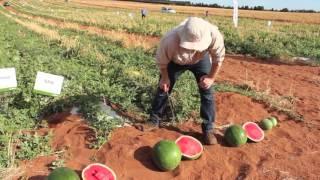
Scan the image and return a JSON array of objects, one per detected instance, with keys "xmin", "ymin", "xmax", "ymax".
[{"xmin": 185, "ymin": 0, "xmax": 320, "ymax": 11}]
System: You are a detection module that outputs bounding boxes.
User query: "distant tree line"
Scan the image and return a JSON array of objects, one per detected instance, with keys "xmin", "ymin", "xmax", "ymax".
[
  {"xmin": 121, "ymin": 0, "xmax": 319, "ymax": 13},
  {"xmin": 192, "ymin": 2, "xmax": 318, "ymax": 13},
  {"xmin": 122, "ymin": 0, "xmax": 191, "ymax": 6}
]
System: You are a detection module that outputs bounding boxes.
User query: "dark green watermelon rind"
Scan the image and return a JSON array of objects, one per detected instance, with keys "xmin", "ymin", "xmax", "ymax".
[
  {"xmin": 48, "ymin": 167, "xmax": 80, "ymax": 180},
  {"xmin": 152, "ymin": 153, "xmax": 171, "ymax": 171},
  {"xmin": 152, "ymin": 141, "xmax": 182, "ymax": 171},
  {"xmin": 260, "ymin": 119, "xmax": 273, "ymax": 130},
  {"xmin": 224, "ymin": 125, "xmax": 248, "ymax": 147}
]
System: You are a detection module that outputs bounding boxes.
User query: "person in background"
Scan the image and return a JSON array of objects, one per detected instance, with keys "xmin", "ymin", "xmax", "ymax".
[
  {"xmin": 145, "ymin": 17, "xmax": 225, "ymax": 145},
  {"xmin": 141, "ymin": 8, "xmax": 147, "ymax": 19},
  {"xmin": 205, "ymin": 10, "xmax": 209, "ymax": 17}
]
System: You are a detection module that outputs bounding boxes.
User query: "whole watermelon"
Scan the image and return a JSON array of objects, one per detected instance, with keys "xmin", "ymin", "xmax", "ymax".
[
  {"xmin": 269, "ymin": 117, "xmax": 278, "ymax": 127},
  {"xmin": 48, "ymin": 167, "xmax": 80, "ymax": 180},
  {"xmin": 260, "ymin": 118, "xmax": 273, "ymax": 130},
  {"xmin": 152, "ymin": 140, "xmax": 181, "ymax": 171},
  {"xmin": 224, "ymin": 125, "xmax": 247, "ymax": 147}
]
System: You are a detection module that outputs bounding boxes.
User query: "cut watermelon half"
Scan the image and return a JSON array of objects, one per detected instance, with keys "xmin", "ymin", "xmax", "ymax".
[
  {"xmin": 82, "ymin": 163, "xmax": 116, "ymax": 180},
  {"xmin": 242, "ymin": 122, "xmax": 264, "ymax": 142},
  {"xmin": 175, "ymin": 135, "xmax": 203, "ymax": 160}
]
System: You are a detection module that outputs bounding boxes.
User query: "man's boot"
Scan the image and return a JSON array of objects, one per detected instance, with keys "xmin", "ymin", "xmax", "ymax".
[
  {"xmin": 134, "ymin": 114, "xmax": 160, "ymax": 132},
  {"xmin": 203, "ymin": 130, "xmax": 218, "ymax": 145}
]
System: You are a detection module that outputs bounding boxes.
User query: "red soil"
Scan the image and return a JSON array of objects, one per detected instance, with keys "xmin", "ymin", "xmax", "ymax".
[
  {"xmin": 20, "ymin": 91, "xmax": 319, "ymax": 179},
  {"xmin": 219, "ymin": 55, "xmax": 320, "ymax": 125},
  {"xmin": 2, "ymin": 4, "xmax": 319, "ymax": 180}
]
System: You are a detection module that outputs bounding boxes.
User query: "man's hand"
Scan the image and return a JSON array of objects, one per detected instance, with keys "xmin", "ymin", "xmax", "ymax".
[
  {"xmin": 159, "ymin": 77, "xmax": 170, "ymax": 92},
  {"xmin": 199, "ymin": 75, "xmax": 214, "ymax": 89}
]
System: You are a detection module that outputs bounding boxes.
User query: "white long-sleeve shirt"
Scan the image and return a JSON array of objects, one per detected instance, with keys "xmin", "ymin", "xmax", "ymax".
[{"xmin": 155, "ymin": 22, "xmax": 225, "ymax": 69}]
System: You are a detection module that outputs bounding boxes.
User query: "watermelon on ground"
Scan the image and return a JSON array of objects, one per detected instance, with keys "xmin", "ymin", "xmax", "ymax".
[
  {"xmin": 48, "ymin": 167, "xmax": 80, "ymax": 180},
  {"xmin": 242, "ymin": 122, "xmax": 264, "ymax": 142},
  {"xmin": 152, "ymin": 140, "xmax": 181, "ymax": 171},
  {"xmin": 82, "ymin": 163, "xmax": 116, "ymax": 180},
  {"xmin": 175, "ymin": 135, "xmax": 203, "ymax": 160},
  {"xmin": 269, "ymin": 117, "xmax": 278, "ymax": 127},
  {"xmin": 260, "ymin": 118, "xmax": 273, "ymax": 130},
  {"xmin": 224, "ymin": 125, "xmax": 247, "ymax": 147}
]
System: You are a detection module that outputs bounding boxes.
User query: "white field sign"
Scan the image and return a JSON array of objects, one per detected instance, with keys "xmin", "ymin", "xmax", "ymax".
[
  {"xmin": 0, "ymin": 68, "xmax": 17, "ymax": 92},
  {"xmin": 33, "ymin": 72, "xmax": 64, "ymax": 96}
]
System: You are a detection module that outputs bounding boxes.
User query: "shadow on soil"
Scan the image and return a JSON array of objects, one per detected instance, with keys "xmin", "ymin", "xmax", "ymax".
[
  {"xmin": 134, "ymin": 146, "xmax": 160, "ymax": 172},
  {"xmin": 28, "ymin": 176, "xmax": 46, "ymax": 180},
  {"xmin": 163, "ymin": 125, "xmax": 230, "ymax": 147}
]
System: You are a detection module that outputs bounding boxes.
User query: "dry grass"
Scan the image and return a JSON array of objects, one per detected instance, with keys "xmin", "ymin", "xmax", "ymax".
[
  {"xmin": 257, "ymin": 91, "xmax": 301, "ymax": 120},
  {"xmin": 60, "ymin": 35, "xmax": 80, "ymax": 50},
  {"xmin": 241, "ymin": 72, "xmax": 301, "ymax": 121},
  {"xmin": 5, "ymin": 8, "xmax": 159, "ymax": 50},
  {"xmin": 0, "ymin": 167, "xmax": 25, "ymax": 180},
  {"xmin": 2, "ymin": 11, "xmax": 85, "ymax": 62},
  {"xmin": 0, "ymin": 134, "xmax": 25, "ymax": 180},
  {"xmin": 85, "ymin": 26, "xmax": 159, "ymax": 49},
  {"xmin": 72, "ymin": 0, "xmax": 320, "ymax": 24},
  {"xmin": 1, "ymin": 11, "xmax": 61, "ymax": 41},
  {"xmin": 2, "ymin": 9, "xmax": 117, "ymax": 64},
  {"xmin": 311, "ymin": 75, "xmax": 320, "ymax": 85}
]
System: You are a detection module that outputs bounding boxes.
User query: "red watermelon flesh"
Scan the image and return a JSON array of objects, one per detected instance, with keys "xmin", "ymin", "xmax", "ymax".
[
  {"xmin": 242, "ymin": 122, "xmax": 264, "ymax": 142},
  {"xmin": 175, "ymin": 135, "xmax": 203, "ymax": 160},
  {"xmin": 82, "ymin": 163, "xmax": 116, "ymax": 180}
]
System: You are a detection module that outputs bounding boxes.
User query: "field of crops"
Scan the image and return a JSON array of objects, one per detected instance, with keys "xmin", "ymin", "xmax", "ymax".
[
  {"xmin": 7, "ymin": 0, "xmax": 320, "ymax": 62},
  {"xmin": 0, "ymin": 0, "xmax": 319, "ymax": 179},
  {"xmin": 74, "ymin": 0, "xmax": 320, "ymax": 24},
  {"xmin": 0, "ymin": 1, "xmax": 230, "ymax": 169}
]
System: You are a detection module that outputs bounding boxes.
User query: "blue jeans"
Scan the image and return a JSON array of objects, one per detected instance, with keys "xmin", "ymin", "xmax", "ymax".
[{"xmin": 150, "ymin": 54, "xmax": 215, "ymax": 133}]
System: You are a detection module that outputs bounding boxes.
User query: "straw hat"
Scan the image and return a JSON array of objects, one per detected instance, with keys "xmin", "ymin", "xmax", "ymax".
[{"xmin": 178, "ymin": 17, "xmax": 212, "ymax": 51}]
